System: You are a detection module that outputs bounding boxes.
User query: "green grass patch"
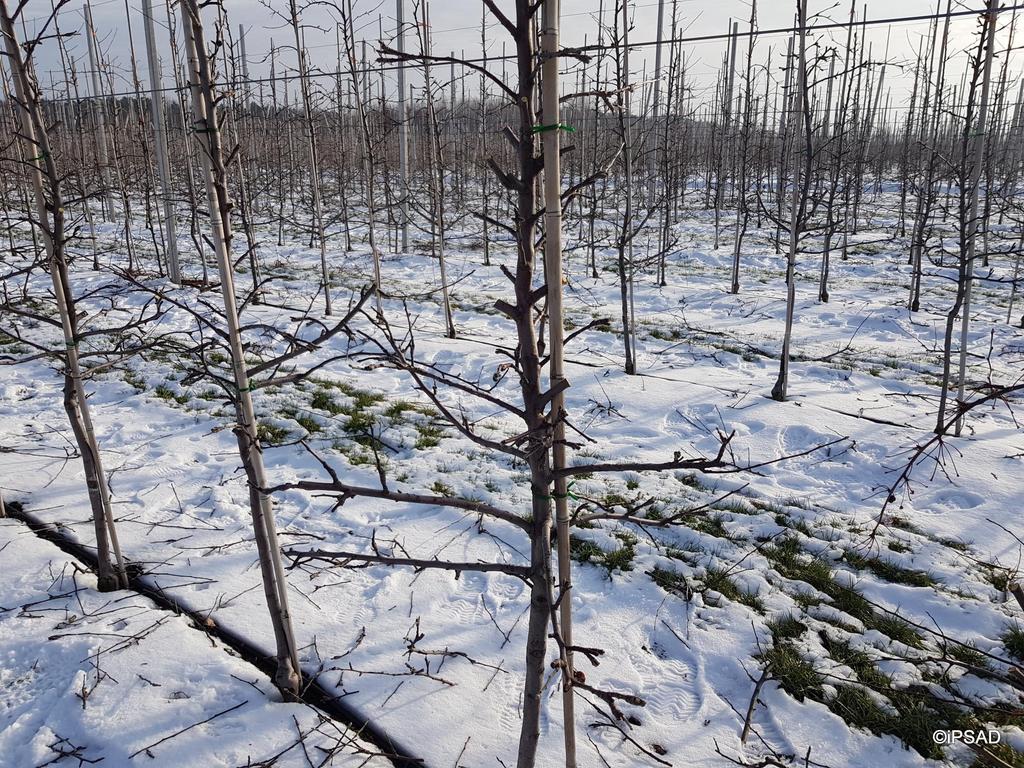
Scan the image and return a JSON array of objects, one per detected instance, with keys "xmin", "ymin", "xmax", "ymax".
[
  {"xmin": 569, "ymin": 534, "xmax": 635, "ymax": 575},
  {"xmin": 842, "ymin": 550, "xmax": 936, "ymax": 587},
  {"xmin": 947, "ymin": 641, "xmax": 989, "ymax": 670},
  {"xmin": 123, "ymin": 369, "xmax": 147, "ymax": 391},
  {"xmin": 430, "ymin": 480, "xmax": 454, "ymax": 496},
  {"xmin": 714, "ymin": 499, "xmax": 755, "ymax": 515},
  {"xmin": 295, "ymin": 414, "xmax": 322, "ymax": 434},
  {"xmin": 569, "ymin": 536, "xmax": 603, "ymax": 562},
  {"xmin": 258, "ymin": 422, "xmax": 290, "ymax": 445},
  {"xmin": 767, "ymin": 614, "xmax": 806, "ymax": 641},
  {"xmin": 774, "ymin": 512, "xmax": 813, "ymax": 536},
  {"xmin": 154, "ymin": 384, "xmax": 188, "ymax": 404},
  {"xmin": 414, "ymin": 423, "xmax": 445, "ymax": 449},
  {"xmin": 887, "ymin": 516, "xmax": 922, "ymax": 534},
  {"xmin": 751, "ymin": 499, "xmax": 786, "ymax": 515},
  {"xmin": 677, "ymin": 473, "xmax": 709, "ymax": 491},
  {"xmin": 650, "ymin": 566, "xmax": 690, "ymax": 597},
  {"xmin": 791, "ymin": 590, "xmax": 822, "ymax": 610},
  {"xmin": 312, "ymin": 389, "xmax": 345, "ymax": 415},
  {"xmin": 383, "ymin": 400, "xmax": 418, "ymax": 423},
  {"xmin": 1002, "ymin": 624, "xmax": 1024, "ymax": 662},
  {"xmin": 816, "ymin": 635, "xmax": 961, "ymax": 758},
  {"xmin": 870, "ymin": 613, "xmax": 924, "ymax": 649},
  {"xmin": 822, "ymin": 636, "xmax": 891, "ymax": 689},
  {"xmin": 970, "ymin": 743, "xmax": 1024, "ymax": 768},
  {"xmin": 830, "ymin": 685, "xmax": 891, "ymax": 734},
  {"xmin": 344, "ymin": 409, "xmax": 377, "ymax": 440},
  {"xmin": 703, "ymin": 566, "xmax": 763, "ymax": 610},
  {"xmin": 765, "ymin": 537, "xmax": 924, "ymax": 647},
  {"xmin": 603, "ymin": 545, "xmax": 636, "ymax": 572},
  {"xmin": 758, "ymin": 644, "xmax": 823, "ymax": 701},
  {"xmin": 672, "ymin": 512, "xmax": 728, "ymax": 538},
  {"xmin": 985, "ymin": 567, "xmax": 1013, "ymax": 592}
]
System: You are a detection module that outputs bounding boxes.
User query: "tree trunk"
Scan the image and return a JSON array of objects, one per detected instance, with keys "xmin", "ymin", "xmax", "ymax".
[
  {"xmin": 952, "ymin": 0, "xmax": 999, "ymax": 437},
  {"xmin": 1, "ymin": 0, "xmax": 127, "ymax": 592},
  {"xmin": 771, "ymin": 0, "xmax": 809, "ymax": 403},
  {"xmin": 179, "ymin": 0, "xmax": 301, "ymax": 695},
  {"xmin": 289, "ymin": 0, "xmax": 333, "ymax": 315},
  {"xmin": 539, "ymin": 4, "xmax": 577, "ymax": 765}
]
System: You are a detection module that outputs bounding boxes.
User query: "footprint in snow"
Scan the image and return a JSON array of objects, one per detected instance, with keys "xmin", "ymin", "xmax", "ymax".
[
  {"xmin": 916, "ymin": 487, "xmax": 986, "ymax": 513},
  {"xmin": 631, "ymin": 639, "xmax": 702, "ymax": 724}
]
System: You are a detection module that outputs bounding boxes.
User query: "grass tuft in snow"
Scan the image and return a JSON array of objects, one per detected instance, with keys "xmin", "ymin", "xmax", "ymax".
[
  {"xmin": 886, "ymin": 516, "xmax": 922, "ymax": 534},
  {"xmin": 774, "ymin": 512, "xmax": 813, "ymax": 536},
  {"xmin": 649, "ymin": 567, "xmax": 692, "ymax": 599},
  {"xmin": 841, "ymin": 550, "xmax": 936, "ymax": 588},
  {"xmin": 758, "ymin": 644, "xmax": 823, "ymax": 702},
  {"xmin": 430, "ymin": 480, "xmax": 454, "ymax": 496},
  {"xmin": 569, "ymin": 536, "xmax": 603, "ymax": 562},
  {"xmin": 681, "ymin": 513, "xmax": 728, "ymax": 538},
  {"xmin": 155, "ymin": 384, "xmax": 189, "ymax": 405},
  {"xmin": 257, "ymin": 421, "xmax": 291, "ymax": 445},
  {"xmin": 1001, "ymin": 624, "xmax": 1024, "ymax": 662},
  {"xmin": 945, "ymin": 641, "xmax": 989, "ymax": 670},
  {"xmin": 413, "ymin": 423, "xmax": 445, "ymax": 449},
  {"xmin": 569, "ymin": 533, "xmax": 636, "ymax": 576},
  {"xmin": 766, "ymin": 614, "xmax": 806, "ymax": 641},
  {"xmin": 676, "ymin": 473, "xmax": 710, "ymax": 491},
  {"xmin": 985, "ymin": 566, "xmax": 1015, "ymax": 593},
  {"xmin": 871, "ymin": 613, "xmax": 924, "ymax": 649},
  {"xmin": 969, "ymin": 742, "xmax": 1024, "ymax": 767},
  {"xmin": 702, "ymin": 566, "xmax": 763, "ymax": 610},
  {"xmin": 829, "ymin": 685, "xmax": 891, "ymax": 735},
  {"xmin": 765, "ymin": 537, "xmax": 926, "ymax": 647},
  {"xmin": 294, "ymin": 414, "xmax": 322, "ymax": 434},
  {"xmin": 822, "ymin": 636, "xmax": 891, "ymax": 689},
  {"xmin": 818, "ymin": 633, "xmax": 975, "ymax": 758},
  {"xmin": 605, "ymin": 531, "xmax": 638, "ymax": 572},
  {"xmin": 311, "ymin": 389, "xmax": 345, "ymax": 415}
]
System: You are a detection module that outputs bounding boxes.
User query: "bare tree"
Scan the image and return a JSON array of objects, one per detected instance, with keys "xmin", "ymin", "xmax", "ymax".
[
  {"xmin": 771, "ymin": 0, "xmax": 811, "ymax": 403},
  {"xmin": 0, "ymin": 0, "xmax": 128, "ymax": 591},
  {"xmin": 934, "ymin": 0, "xmax": 999, "ymax": 436},
  {"xmin": 178, "ymin": 0, "xmax": 301, "ymax": 694}
]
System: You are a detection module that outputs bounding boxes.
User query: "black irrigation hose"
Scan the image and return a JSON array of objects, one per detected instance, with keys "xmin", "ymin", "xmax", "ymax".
[{"xmin": 4, "ymin": 500, "xmax": 425, "ymax": 768}]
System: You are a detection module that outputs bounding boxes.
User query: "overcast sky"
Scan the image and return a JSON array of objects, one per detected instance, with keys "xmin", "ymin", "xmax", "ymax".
[{"xmin": 16, "ymin": 0, "xmax": 1019, "ymax": 119}]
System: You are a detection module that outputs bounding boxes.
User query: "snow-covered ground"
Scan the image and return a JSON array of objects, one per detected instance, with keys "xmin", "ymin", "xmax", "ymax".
[
  {"xmin": 0, "ymin": 518, "xmax": 388, "ymax": 767},
  {"xmin": 2, "ymin": 206, "xmax": 1023, "ymax": 767}
]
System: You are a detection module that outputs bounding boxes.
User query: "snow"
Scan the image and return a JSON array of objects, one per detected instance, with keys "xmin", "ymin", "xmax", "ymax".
[
  {"xmin": 0, "ymin": 519, "xmax": 388, "ymax": 767},
  {"xmin": 1, "ymin": 205, "xmax": 1023, "ymax": 767}
]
